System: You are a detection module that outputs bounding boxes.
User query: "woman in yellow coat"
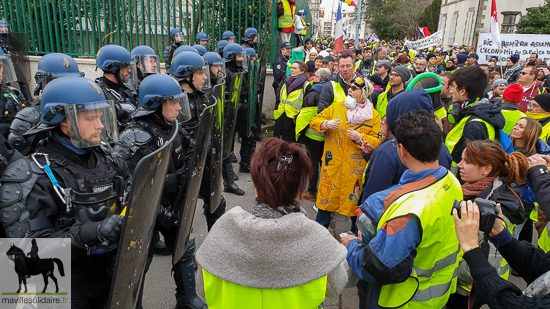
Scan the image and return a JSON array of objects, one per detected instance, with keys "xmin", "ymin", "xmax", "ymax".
[{"xmin": 309, "ymin": 76, "xmax": 382, "ymax": 233}]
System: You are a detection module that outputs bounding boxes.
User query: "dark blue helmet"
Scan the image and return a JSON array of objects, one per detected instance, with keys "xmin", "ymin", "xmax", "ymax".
[
  {"xmin": 203, "ymin": 52, "xmax": 225, "ymax": 66},
  {"xmin": 244, "ymin": 47, "xmax": 257, "ymax": 57},
  {"xmin": 195, "ymin": 32, "xmax": 209, "ymax": 43},
  {"xmin": 170, "ymin": 28, "xmax": 184, "ymax": 44},
  {"xmin": 96, "ymin": 45, "xmax": 133, "ymax": 73},
  {"xmin": 192, "ymin": 44, "xmax": 207, "ymax": 56},
  {"xmin": 223, "ymin": 43, "xmax": 246, "ymax": 66},
  {"xmin": 131, "ymin": 45, "xmax": 156, "ymax": 58},
  {"xmin": 34, "ymin": 53, "xmax": 83, "ymax": 86},
  {"xmin": 0, "ymin": 20, "xmax": 9, "ymax": 34},
  {"xmin": 243, "ymin": 27, "xmax": 258, "ymax": 40},
  {"xmin": 222, "ymin": 31, "xmax": 236, "ymax": 41},
  {"xmin": 170, "ymin": 51, "xmax": 207, "ymax": 80},
  {"xmin": 136, "ymin": 74, "xmax": 191, "ymax": 121},
  {"xmin": 173, "ymin": 45, "xmax": 199, "ymax": 59},
  {"xmin": 216, "ymin": 40, "xmax": 229, "ymax": 53},
  {"xmin": 131, "ymin": 45, "xmax": 160, "ymax": 74}
]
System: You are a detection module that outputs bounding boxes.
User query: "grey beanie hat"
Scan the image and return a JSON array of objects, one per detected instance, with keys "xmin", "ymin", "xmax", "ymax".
[{"xmin": 392, "ymin": 65, "xmax": 412, "ymax": 85}]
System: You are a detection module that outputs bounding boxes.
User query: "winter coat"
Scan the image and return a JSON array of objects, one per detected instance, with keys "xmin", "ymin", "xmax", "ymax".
[{"xmin": 309, "ymin": 101, "xmax": 382, "ymax": 216}]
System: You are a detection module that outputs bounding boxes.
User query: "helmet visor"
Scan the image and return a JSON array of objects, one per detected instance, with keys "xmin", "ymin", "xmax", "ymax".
[
  {"xmin": 137, "ymin": 55, "xmax": 161, "ymax": 74},
  {"xmin": 63, "ymin": 100, "xmax": 119, "ymax": 148},
  {"xmin": 173, "ymin": 33, "xmax": 184, "ymax": 43},
  {"xmin": 158, "ymin": 91, "xmax": 192, "ymax": 123},
  {"xmin": 118, "ymin": 61, "xmax": 138, "ymax": 86},
  {"xmin": 235, "ymin": 51, "xmax": 247, "ymax": 67},
  {"xmin": 37, "ymin": 71, "xmax": 85, "ymax": 86},
  {"xmin": 0, "ymin": 25, "xmax": 9, "ymax": 34},
  {"xmin": 193, "ymin": 65, "xmax": 211, "ymax": 90},
  {"xmin": 209, "ymin": 63, "xmax": 226, "ymax": 84},
  {"xmin": 0, "ymin": 56, "xmax": 17, "ymax": 84}
]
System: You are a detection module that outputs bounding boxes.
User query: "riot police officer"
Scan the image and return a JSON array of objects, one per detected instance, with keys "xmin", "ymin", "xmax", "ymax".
[
  {"xmin": 215, "ymin": 40, "xmax": 229, "ymax": 56},
  {"xmin": 131, "ymin": 45, "xmax": 160, "ymax": 86},
  {"xmin": 223, "ymin": 43, "xmax": 254, "ymax": 173},
  {"xmin": 204, "ymin": 51, "xmax": 244, "ymax": 195},
  {"xmin": 195, "ymin": 32, "xmax": 209, "ymax": 47},
  {"xmin": 221, "ymin": 31, "xmax": 236, "ymax": 43},
  {"xmin": 244, "ymin": 47, "xmax": 264, "ymax": 142},
  {"xmin": 0, "ymin": 20, "xmax": 33, "ymax": 103},
  {"xmin": 115, "ymin": 74, "xmax": 206, "ymax": 309},
  {"xmin": 0, "ymin": 48, "xmax": 28, "ymax": 138},
  {"xmin": 95, "ymin": 45, "xmax": 139, "ymax": 126},
  {"xmin": 164, "ymin": 28, "xmax": 185, "ymax": 71},
  {"xmin": 241, "ymin": 27, "xmax": 258, "ymax": 51},
  {"xmin": 9, "ymin": 53, "xmax": 83, "ymax": 155},
  {"xmin": 170, "ymin": 51, "xmax": 226, "ymax": 228},
  {"xmin": 192, "ymin": 44, "xmax": 207, "ymax": 56},
  {"xmin": 0, "ymin": 76, "xmax": 130, "ymax": 308}
]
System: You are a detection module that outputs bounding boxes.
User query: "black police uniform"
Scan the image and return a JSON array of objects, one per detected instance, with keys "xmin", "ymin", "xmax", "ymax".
[
  {"xmin": 272, "ymin": 53, "xmax": 289, "ymax": 95},
  {"xmin": 0, "ymin": 34, "xmax": 33, "ymax": 103},
  {"xmin": 241, "ymin": 41, "xmax": 255, "ymax": 50},
  {"xmin": 8, "ymin": 105, "xmax": 42, "ymax": 155},
  {"xmin": 95, "ymin": 76, "xmax": 138, "ymax": 126},
  {"xmin": 163, "ymin": 42, "xmax": 180, "ymax": 71},
  {"xmin": 115, "ymin": 112, "xmax": 201, "ymax": 309},
  {"xmin": 0, "ymin": 84, "xmax": 27, "ymax": 138},
  {"xmin": 226, "ymin": 62, "xmax": 255, "ymax": 172},
  {"xmin": 0, "ymin": 132, "xmax": 131, "ymax": 309}
]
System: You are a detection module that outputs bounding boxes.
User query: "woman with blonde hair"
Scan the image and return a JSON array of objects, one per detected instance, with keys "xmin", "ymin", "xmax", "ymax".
[{"xmin": 309, "ymin": 76, "xmax": 382, "ymax": 234}]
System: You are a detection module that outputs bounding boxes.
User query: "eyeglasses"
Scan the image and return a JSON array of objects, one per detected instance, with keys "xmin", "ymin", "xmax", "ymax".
[
  {"xmin": 519, "ymin": 72, "xmax": 530, "ymax": 75},
  {"xmin": 291, "ymin": 67, "xmax": 299, "ymax": 70},
  {"xmin": 349, "ymin": 85, "xmax": 360, "ymax": 91}
]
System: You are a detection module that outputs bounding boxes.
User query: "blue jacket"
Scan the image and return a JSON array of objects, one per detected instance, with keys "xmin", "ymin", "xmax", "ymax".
[{"xmin": 347, "ymin": 167, "xmax": 449, "ymax": 308}]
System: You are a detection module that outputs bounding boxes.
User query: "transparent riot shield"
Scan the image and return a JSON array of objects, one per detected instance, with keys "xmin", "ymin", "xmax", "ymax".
[
  {"xmin": 107, "ymin": 123, "xmax": 178, "ymax": 309},
  {"xmin": 6, "ymin": 33, "xmax": 30, "ymax": 83},
  {"xmin": 257, "ymin": 45, "xmax": 268, "ymax": 127},
  {"xmin": 222, "ymin": 72, "xmax": 243, "ymax": 160},
  {"xmin": 209, "ymin": 84, "xmax": 224, "ymax": 213},
  {"xmin": 172, "ymin": 102, "xmax": 216, "ymax": 264},
  {"xmin": 246, "ymin": 58, "xmax": 258, "ymax": 138}
]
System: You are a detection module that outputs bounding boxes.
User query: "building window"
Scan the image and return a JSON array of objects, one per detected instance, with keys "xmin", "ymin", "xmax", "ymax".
[
  {"xmin": 464, "ymin": 10, "xmax": 474, "ymax": 45},
  {"xmin": 448, "ymin": 12, "xmax": 458, "ymax": 46},
  {"xmin": 501, "ymin": 11, "xmax": 520, "ymax": 34},
  {"xmin": 439, "ymin": 14, "xmax": 447, "ymax": 39}
]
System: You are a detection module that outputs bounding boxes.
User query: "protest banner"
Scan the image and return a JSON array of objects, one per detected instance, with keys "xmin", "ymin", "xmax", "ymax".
[
  {"xmin": 404, "ymin": 30, "xmax": 443, "ymax": 50},
  {"xmin": 476, "ymin": 33, "xmax": 550, "ymax": 64}
]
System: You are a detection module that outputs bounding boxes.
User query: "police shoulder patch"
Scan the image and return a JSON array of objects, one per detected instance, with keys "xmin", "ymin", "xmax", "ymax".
[{"xmin": 277, "ymin": 64, "xmax": 281, "ymax": 70}]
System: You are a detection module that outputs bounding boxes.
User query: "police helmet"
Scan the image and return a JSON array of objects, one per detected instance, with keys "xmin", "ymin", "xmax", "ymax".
[
  {"xmin": 203, "ymin": 52, "xmax": 225, "ymax": 66},
  {"xmin": 222, "ymin": 31, "xmax": 236, "ymax": 41},
  {"xmin": 170, "ymin": 28, "xmax": 184, "ymax": 44},
  {"xmin": 192, "ymin": 44, "xmax": 207, "ymax": 56},
  {"xmin": 173, "ymin": 45, "xmax": 199, "ymax": 59},
  {"xmin": 223, "ymin": 43, "xmax": 246, "ymax": 66},
  {"xmin": 195, "ymin": 32, "xmax": 209, "ymax": 43},
  {"xmin": 131, "ymin": 45, "xmax": 160, "ymax": 74},
  {"xmin": 96, "ymin": 45, "xmax": 133, "ymax": 73},
  {"xmin": 136, "ymin": 74, "xmax": 191, "ymax": 121},
  {"xmin": 216, "ymin": 40, "xmax": 229, "ymax": 53},
  {"xmin": 34, "ymin": 53, "xmax": 84, "ymax": 87},
  {"xmin": 0, "ymin": 20, "xmax": 9, "ymax": 34},
  {"xmin": 170, "ymin": 51, "xmax": 208, "ymax": 80},
  {"xmin": 243, "ymin": 27, "xmax": 258, "ymax": 41},
  {"xmin": 244, "ymin": 47, "xmax": 257, "ymax": 57}
]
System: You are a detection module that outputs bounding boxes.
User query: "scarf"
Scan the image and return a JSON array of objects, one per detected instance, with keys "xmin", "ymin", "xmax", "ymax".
[
  {"xmin": 526, "ymin": 111, "xmax": 550, "ymax": 122},
  {"xmin": 251, "ymin": 199, "xmax": 307, "ymax": 219},
  {"xmin": 347, "ymin": 99, "xmax": 374, "ymax": 126},
  {"xmin": 373, "ymin": 85, "xmax": 383, "ymax": 92},
  {"xmin": 285, "ymin": 73, "xmax": 307, "ymax": 95},
  {"xmin": 52, "ymin": 130, "xmax": 90, "ymax": 155},
  {"xmin": 462, "ymin": 177, "xmax": 495, "ymax": 200},
  {"xmin": 503, "ymin": 63, "xmax": 520, "ymax": 80}
]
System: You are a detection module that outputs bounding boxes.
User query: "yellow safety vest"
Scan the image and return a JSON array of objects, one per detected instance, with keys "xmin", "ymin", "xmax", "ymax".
[
  {"xmin": 301, "ymin": 19, "xmax": 307, "ymax": 35},
  {"xmin": 295, "ymin": 106, "xmax": 325, "ymax": 141},
  {"xmin": 445, "ymin": 115, "xmax": 496, "ymax": 173},
  {"xmin": 539, "ymin": 217, "xmax": 550, "ymax": 253},
  {"xmin": 434, "ymin": 105, "xmax": 448, "ymax": 121},
  {"xmin": 376, "ymin": 89, "xmax": 395, "ymax": 118},
  {"xmin": 330, "ymin": 80, "xmax": 347, "ymax": 104},
  {"xmin": 541, "ymin": 120, "xmax": 550, "ymax": 142},
  {"xmin": 354, "ymin": 60, "xmax": 362, "ymax": 72},
  {"xmin": 274, "ymin": 82, "xmax": 308, "ymax": 119},
  {"xmin": 501, "ymin": 108, "xmax": 525, "ymax": 134},
  {"xmin": 278, "ymin": 0, "xmax": 295, "ymax": 29},
  {"xmin": 377, "ymin": 171, "xmax": 463, "ymax": 309},
  {"xmin": 203, "ymin": 269, "xmax": 327, "ymax": 309}
]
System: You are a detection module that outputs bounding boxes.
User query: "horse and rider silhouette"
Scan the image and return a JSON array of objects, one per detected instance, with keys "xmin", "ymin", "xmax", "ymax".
[{"xmin": 6, "ymin": 239, "xmax": 65, "ymax": 293}]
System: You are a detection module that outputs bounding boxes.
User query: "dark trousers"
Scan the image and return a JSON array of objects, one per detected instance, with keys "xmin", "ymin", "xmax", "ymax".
[
  {"xmin": 294, "ymin": 34, "xmax": 304, "ymax": 47},
  {"xmin": 71, "ymin": 277, "xmax": 111, "ymax": 309},
  {"xmin": 299, "ymin": 135, "xmax": 323, "ymax": 195},
  {"xmin": 235, "ymin": 108, "xmax": 255, "ymax": 165},
  {"xmin": 316, "ymin": 208, "xmax": 358, "ymax": 234}
]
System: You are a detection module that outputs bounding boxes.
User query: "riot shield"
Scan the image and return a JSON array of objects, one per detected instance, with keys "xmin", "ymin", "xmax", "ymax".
[
  {"xmin": 222, "ymin": 72, "xmax": 243, "ymax": 159},
  {"xmin": 6, "ymin": 33, "xmax": 31, "ymax": 83},
  {"xmin": 209, "ymin": 84, "xmax": 224, "ymax": 213},
  {"xmin": 107, "ymin": 123, "xmax": 178, "ymax": 309},
  {"xmin": 246, "ymin": 58, "xmax": 258, "ymax": 138},
  {"xmin": 172, "ymin": 102, "xmax": 216, "ymax": 264},
  {"xmin": 256, "ymin": 45, "xmax": 268, "ymax": 126}
]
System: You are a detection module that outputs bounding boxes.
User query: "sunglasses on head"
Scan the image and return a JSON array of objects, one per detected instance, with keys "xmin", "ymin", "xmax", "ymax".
[{"xmin": 350, "ymin": 85, "xmax": 360, "ymax": 91}]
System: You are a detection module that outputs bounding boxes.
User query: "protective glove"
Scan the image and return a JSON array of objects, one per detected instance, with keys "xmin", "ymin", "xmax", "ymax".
[{"xmin": 97, "ymin": 214, "xmax": 125, "ymax": 243}]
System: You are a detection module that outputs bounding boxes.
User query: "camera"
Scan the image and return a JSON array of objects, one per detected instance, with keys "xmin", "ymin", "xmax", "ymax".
[{"xmin": 452, "ymin": 198, "xmax": 501, "ymax": 234}]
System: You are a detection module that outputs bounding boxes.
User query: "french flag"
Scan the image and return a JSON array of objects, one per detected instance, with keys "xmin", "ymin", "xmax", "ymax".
[
  {"xmin": 417, "ymin": 26, "xmax": 430, "ymax": 38},
  {"xmin": 334, "ymin": 2, "xmax": 344, "ymax": 52}
]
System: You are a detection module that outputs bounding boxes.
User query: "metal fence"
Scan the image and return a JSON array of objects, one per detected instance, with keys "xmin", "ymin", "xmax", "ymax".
[{"xmin": 1, "ymin": 0, "xmax": 274, "ymax": 60}]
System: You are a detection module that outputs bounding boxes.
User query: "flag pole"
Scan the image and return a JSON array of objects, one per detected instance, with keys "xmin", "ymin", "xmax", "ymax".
[
  {"xmin": 498, "ymin": 43, "xmax": 503, "ymax": 76},
  {"xmin": 354, "ymin": 0, "xmax": 362, "ymax": 49}
]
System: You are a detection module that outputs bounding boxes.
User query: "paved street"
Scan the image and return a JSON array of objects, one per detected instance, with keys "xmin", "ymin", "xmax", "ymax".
[{"xmin": 140, "ymin": 139, "xmax": 527, "ymax": 309}]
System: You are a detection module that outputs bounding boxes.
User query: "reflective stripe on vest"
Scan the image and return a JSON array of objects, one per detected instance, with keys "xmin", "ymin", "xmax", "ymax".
[
  {"xmin": 501, "ymin": 109, "xmax": 525, "ymax": 134},
  {"xmin": 377, "ymin": 172, "xmax": 463, "ymax": 308},
  {"xmin": 203, "ymin": 269, "xmax": 327, "ymax": 309},
  {"xmin": 354, "ymin": 60, "xmax": 362, "ymax": 72},
  {"xmin": 278, "ymin": 0, "xmax": 295, "ymax": 28},
  {"xmin": 274, "ymin": 82, "xmax": 306, "ymax": 119},
  {"xmin": 434, "ymin": 106, "xmax": 448, "ymax": 121},
  {"xmin": 295, "ymin": 106, "xmax": 325, "ymax": 141}
]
